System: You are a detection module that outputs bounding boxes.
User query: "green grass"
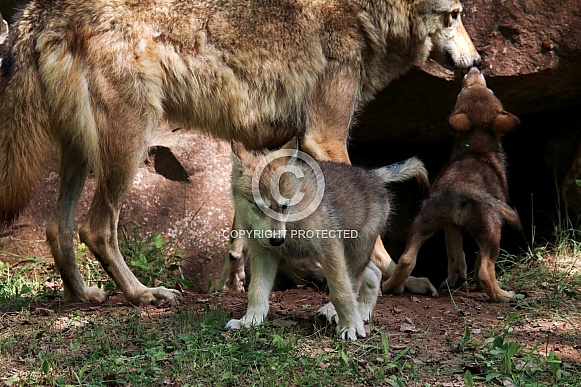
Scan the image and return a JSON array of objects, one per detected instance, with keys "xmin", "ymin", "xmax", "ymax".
[{"xmin": 0, "ymin": 306, "xmax": 419, "ymax": 386}]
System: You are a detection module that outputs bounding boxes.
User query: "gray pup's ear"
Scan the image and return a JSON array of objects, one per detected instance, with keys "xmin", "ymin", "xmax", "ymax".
[
  {"xmin": 280, "ymin": 136, "xmax": 300, "ymax": 166},
  {"xmin": 231, "ymin": 140, "xmax": 252, "ymax": 171},
  {"xmin": 493, "ymin": 111, "xmax": 520, "ymax": 134},
  {"xmin": 448, "ymin": 113, "xmax": 471, "ymax": 133}
]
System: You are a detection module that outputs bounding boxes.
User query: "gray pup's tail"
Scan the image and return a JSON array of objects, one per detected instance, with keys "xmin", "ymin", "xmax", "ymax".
[{"xmin": 374, "ymin": 157, "xmax": 430, "ymax": 193}]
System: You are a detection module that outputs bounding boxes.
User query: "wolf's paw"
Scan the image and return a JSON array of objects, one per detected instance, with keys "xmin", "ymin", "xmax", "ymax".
[
  {"xmin": 381, "ymin": 278, "xmax": 405, "ymax": 295},
  {"xmin": 210, "ymin": 276, "xmax": 245, "ymax": 293},
  {"xmin": 225, "ymin": 319, "xmax": 245, "ymax": 330},
  {"xmin": 439, "ymin": 276, "xmax": 467, "ymax": 290},
  {"xmin": 225, "ymin": 312, "xmax": 265, "ymax": 331},
  {"xmin": 64, "ymin": 286, "xmax": 107, "ymax": 303},
  {"xmin": 404, "ymin": 276, "xmax": 438, "ymax": 297},
  {"xmin": 490, "ymin": 290, "xmax": 516, "ymax": 303},
  {"xmin": 337, "ymin": 321, "xmax": 366, "ymax": 341},
  {"xmin": 358, "ymin": 302, "xmax": 374, "ymax": 323},
  {"xmin": 126, "ymin": 287, "xmax": 182, "ymax": 306},
  {"xmin": 476, "ymin": 279, "xmax": 505, "ymax": 292},
  {"xmin": 316, "ymin": 302, "xmax": 339, "ymax": 324}
]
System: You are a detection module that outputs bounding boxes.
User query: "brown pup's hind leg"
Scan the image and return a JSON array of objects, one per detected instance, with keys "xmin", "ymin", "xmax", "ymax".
[
  {"xmin": 472, "ymin": 217, "xmax": 515, "ymax": 302},
  {"xmin": 440, "ymin": 226, "xmax": 467, "ymax": 289}
]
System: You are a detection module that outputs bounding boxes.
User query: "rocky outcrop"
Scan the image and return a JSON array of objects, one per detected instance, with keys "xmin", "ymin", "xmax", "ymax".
[{"xmin": 355, "ymin": 0, "xmax": 581, "ymax": 217}]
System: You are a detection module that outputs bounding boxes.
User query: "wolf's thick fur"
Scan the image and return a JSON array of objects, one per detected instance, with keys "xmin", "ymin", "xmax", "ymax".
[
  {"xmin": 0, "ymin": 0, "xmax": 479, "ymax": 305},
  {"xmin": 226, "ymin": 139, "xmax": 429, "ymax": 340},
  {"xmin": 382, "ymin": 67, "xmax": 522, "ymax": 302}
]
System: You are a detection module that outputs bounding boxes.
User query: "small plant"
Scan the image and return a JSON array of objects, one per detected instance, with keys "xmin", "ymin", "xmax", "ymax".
[
  {"xmin": 465, "ymin": 320, "xmax": 574, "ymax": 385},
  {"xmin": 120, "ymin": 224, "xmax": 193, "ymax": 289}
]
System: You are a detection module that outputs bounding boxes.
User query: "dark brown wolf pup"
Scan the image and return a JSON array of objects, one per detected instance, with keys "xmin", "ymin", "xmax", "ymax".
[{"xmin": 382, "ymin": 67, "xmax": 522, "ymax": 302}]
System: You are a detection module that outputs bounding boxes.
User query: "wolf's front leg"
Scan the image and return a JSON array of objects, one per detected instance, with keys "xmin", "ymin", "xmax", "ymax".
[
  {"xmin": 317, "ymin": 242, "xmax": 365, "ymax": 341},
  {"xmin": 225, "ymin": 251, "xmax": 278, "ymax": 330}
]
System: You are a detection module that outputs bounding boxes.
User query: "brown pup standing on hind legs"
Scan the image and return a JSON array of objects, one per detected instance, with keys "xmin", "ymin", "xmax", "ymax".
[
  {"xmin": 382, "ymin": 67, "xmax": 522, "ymax": 302},
  {"xmin": 0, "ymin": 1, "xmax": 479, "ymax": 306}
]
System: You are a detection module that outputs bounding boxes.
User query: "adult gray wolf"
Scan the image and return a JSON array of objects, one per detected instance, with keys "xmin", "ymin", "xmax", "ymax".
[
  {"xmin": 382, "ymin": 67, "xmax": 522, "ymax": 302},
  {"xmin": 0, "ymin": 0, "xmax": 480, "ymax": 305},
  {"xmin": 225, "ymin": 138, "xmax": 429, "ymax": 340}
]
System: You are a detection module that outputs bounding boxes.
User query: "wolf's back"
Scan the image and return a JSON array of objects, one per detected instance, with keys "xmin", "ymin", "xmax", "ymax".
[{"xmin": 0, "ymin": 11, "xmax": 53, "ymax": 227}]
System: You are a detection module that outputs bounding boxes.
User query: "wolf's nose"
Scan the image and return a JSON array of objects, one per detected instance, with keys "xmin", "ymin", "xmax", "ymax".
[
  {"xmin": 472, "ymin": 54, "xmax": 482, "ymax": 68},
  {"xmin": 269, "ymin": 237, "xmax": 285, "ymax": 246},
  {"xmin": 468, "ymin": 66, "xmax": 480, "ymax": 75}
]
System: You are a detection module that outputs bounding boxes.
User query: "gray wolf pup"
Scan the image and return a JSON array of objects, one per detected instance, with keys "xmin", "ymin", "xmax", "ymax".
[
  {"xmin": 0, "ymin": 0, "xmax": 479, "ymax": 305},
  {"xmin": 382, "ymin": 67, "xmax": 522, "ymax": 302},
  {"xmin": 225, "ymin": 139, "xmax": 429, "ymax": 340}
]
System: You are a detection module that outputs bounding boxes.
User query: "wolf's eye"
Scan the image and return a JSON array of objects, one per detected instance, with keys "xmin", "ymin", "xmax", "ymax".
[{"xmin": 450, "ymin": 10, "xmax": 459, "ymax": 20}]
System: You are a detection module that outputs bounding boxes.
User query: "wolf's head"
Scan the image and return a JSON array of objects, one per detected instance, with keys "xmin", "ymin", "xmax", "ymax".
[
  {"xmin": 231, "ymin": 138, "xmax": 304, "ymax": 247},
  {"xmin": 448, "ymin": 67, "xmax": 520, "ymax": 151},
  {"xmin": 417, "ymin": 0, "xmax": 481, "ymax": 69}
]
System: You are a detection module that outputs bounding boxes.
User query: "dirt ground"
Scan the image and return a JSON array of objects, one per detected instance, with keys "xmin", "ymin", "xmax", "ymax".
[
  {"xmin": 212, "ymin": 286, "xmax": 581, "ymax": 367},
  {"xmin": 11, "ymin": 283, "xmax": 579, "ymax": 371}
]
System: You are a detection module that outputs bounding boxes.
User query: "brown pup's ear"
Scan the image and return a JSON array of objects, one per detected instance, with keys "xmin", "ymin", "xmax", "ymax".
[
  {"xmin": 449, "ymin": 113, "xmax": 471, "ymax": 133},
  {"xmin": 493, "ymin": 111, "xmax": 520, "ymax": 134}
]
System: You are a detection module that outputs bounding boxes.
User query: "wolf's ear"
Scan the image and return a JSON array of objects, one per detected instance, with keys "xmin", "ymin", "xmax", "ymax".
[
  {"xmin": 280, "ymin": 137, "xmax": 300, "ymax": 166},
  {"xmin": 449, "ymin": 113, "xmax": 471, "ymax": 133},
  {"xmin": 493, "ymin": 111, "xmax": 520, "ymax": 134},
  {"xmin": 231, "ymin": 140, "xmax": 252, "ymax": 172}
]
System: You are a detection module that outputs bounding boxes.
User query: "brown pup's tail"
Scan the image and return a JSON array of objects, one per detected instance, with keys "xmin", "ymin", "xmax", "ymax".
[
  {"xmin": 0, "ymin": 18, "xmax": 53, "ymax": 228},
  {"xmin": 455, "ymin": 187, "xmax": 523, "ymax": 231},
  {"xmin": 374, "ymin": 157, "xmax": 430, "ymax": 194}
]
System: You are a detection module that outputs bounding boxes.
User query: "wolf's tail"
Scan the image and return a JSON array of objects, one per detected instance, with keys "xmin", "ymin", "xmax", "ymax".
[
  {"xmin": 464, "ymin": 190, "xmax": 522, "ymax": 231},
  {"xmin": 0, "ymin": 19, "xmax": 54, "ymax": 227},
  {"xmin": 0, "ymin": 13, "xmax": 8, "ymax": 44},
  {"xmin": 374, "ymin": 157, "xmax": 430, "ymax": 194}
]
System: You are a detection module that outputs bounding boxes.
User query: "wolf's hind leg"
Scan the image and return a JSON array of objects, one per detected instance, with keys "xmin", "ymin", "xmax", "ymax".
[
  {"xmin": 211, "ymin": 214, "xmax": 247, "ymax": 293},
  {"xmin": 46, "ymin": 145, "xmax": 106, "ymax": 303},
  {"xmin": 374, "ymin": 237, "xmax": 438, "ymax": 297},
  {"xmin": 440, "ymin": 226, "xmax": 467, "ymax": 289},
  {"xmin": 473, "ymin": 223, "xmax": 515, "ymax": 302},
  {"xmin": 79, "ymin": 118, "xmax": 181, "ymax": 306},
  {"xmin": 382, "ymin": 216, "xmax": 436, "ymax": 296},
  {"xmin": 356, "ymin": 262, "xmax": 381, "ymax": 322}
]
